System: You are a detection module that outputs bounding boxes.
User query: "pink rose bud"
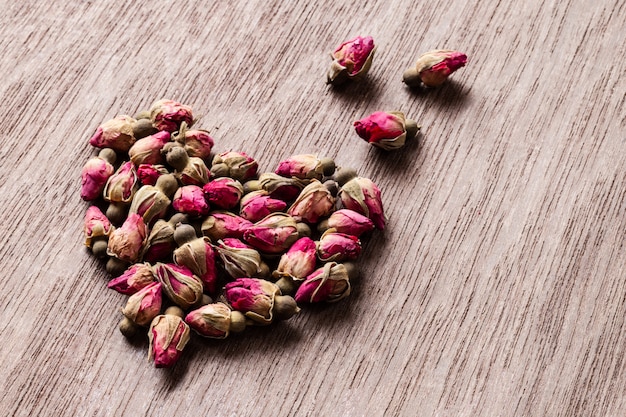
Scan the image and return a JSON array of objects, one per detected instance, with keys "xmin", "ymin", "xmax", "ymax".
[
  {"xmin": 174, "ymin": 123, "xmax": 214, "ymax": 160},
  {"xmin": 353, "ymin": 111, "xmax": 419, "ymax": 151},
  {"xmin": 273, "ymin": 237, "xmax": 317, "ymax": 281},
  {"xmin": 128, "ymin": 131, "xmax": 171, "ymax": 166},
  {"xmin": 84, "ymin": 206, "xmax": 113, "ymax": 256},
  {"xmin": 239, "ymin": 190, "xmax": 287, "ymax": 222},
  {"xmin": 150, "ymin": 99, "xmax": 194, "ymax": 132},
  {"xmin": 173, "ymin": 237, "xmax": 218, "ymax": 294},
  {"xmin": 201, "ymin": 211, "xmax": 253, "ymax": 241},
  {"xmin": 224, "ymin": 278, "xmax": 281, "ymax": 325},
  {"xmin": 121, "ymin": 281, "xmax": 163, "ymax": 326},
  {"xmin": 107, "ymin": 213, "xmax": 147, "ymax": 263},
  {"xmin": 148, "ymin": 310, "xmax": 191, "ymax": 368},
  {"xmin": 317, "ymin": 230, "xmax": 361, "ymax": 262},
  {"xmin": 211, "ymin": 151, "xmax": 258, "ymax": 182},
  {"xmin": 295, "ymin": 262, "xmax": 351, "ymax": 303},
  {"xmin": 129, "ymin": 174, "xmax": 178, "ymax": 225},
  {"xmin": 89, "ymin": 115, "xmax": 136, "ymax": 152},
  {"xmin": 214, "ymin": 238, "xmax": 267, "ymax": 280},
  {"xmin": 403, "ymin": 49, "xmax": 467, "ymax": 87},
  {"xmin": 327, "ymin": 36, "xmax": 375, "ymax": 85},
  {"xmin": 107, "ymin": 262, "xmax": 155, "ymax": 295},
  {"xmin": 104, "ymin": 161, "xmax": 139, "ymax": 204},
  {"xmin": 153, "ymin": 263, "xmax": 204, "ymax": 309},
  {"xmin": 172, "ymin": 185, "xmax": 210, "ymax": 217},
  {"xmin": 322, "ymin": 209, "xmax": 374, "ymax": 237},
  {"xmin": 256, "ymin": 172, "xmax": 308, "ymax": 201},
  {"xmin": 137, "ymin": 164, "xmax": 169, "ymax": 186},
  {"xmin": 80, "ymin": 154, "xmax": 115, "ymax": 201},
  {"xmin": 275, "ymin": 154, "xmax": 335, "ymax": 180},
  {"xmin": 243, "ymin": 213, "xmax": 299, "ymax": 254},
  {"xmin": 185, "ymin": 302, "xmax": 246, "ymax": 339},
  {"xmin": 338, "ymin": 177, "xmax": 385, "ymax": 229},
  {"xmin": 287, "ymin": 179, "xmax": 335, "ymax": 224},
  {"xmin": 203, "ymin": 177, "xmax": 244, "ymax": 209},
  {"xmin": 180, "ymin": 157, "xmax": 210, "ymax": 186}
]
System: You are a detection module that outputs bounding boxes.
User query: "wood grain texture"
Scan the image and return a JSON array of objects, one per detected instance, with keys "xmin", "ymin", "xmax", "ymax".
[{"xmin": 1, "ymin": 0, "xmax": 625, "ymax": 416}]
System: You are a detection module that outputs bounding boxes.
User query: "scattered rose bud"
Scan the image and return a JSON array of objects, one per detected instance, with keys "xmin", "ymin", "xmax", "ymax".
[
  {"xmin": 255, "ymin": 172, "xmax": 308, "ymax": 201},
  {"xmin": 80, "ymin": 150, "xmax": 116, "ymax": 201},
  {"xmin": 107, "ymin": 213, "xmax": 147, "ymax": 263},
  {"xmin": 275, "ymin": 154, "xmax": 335, "ymax": 180},
  {"xmin": 224, "ymin": 278, "xmax": 300, "ymax": 325},
  {"xmin": 179, "ymin": 156, "xmax": 210, "ymax": 186},
  {"xmin": 243, "ymin": 212, "xmax": 299, "ymax": 254},
  {"xmin": 137, "ymin": 164, "xmax": 169, "ymax": 186},
  {"xmin": 84, "ymin": 206, "xmax": 113, "ymax": 249},
  {"xmin": 173, "ymin": 236, "xmax": 218, "ymax": 294},
  {"xmin": 201, "ymin": 211, "xmax": 252, "ymax": 241},
  {"xmin": 214, "ymin": 238, "xmax": 268, "ymax": 280},
  {"xmin": 121, "ymin": 281, "xmax": 163, "ymax": 326},
  {"xmin": 141, "ymin": 213, "xmax": 188, "ymax": 263},
  {"xmin": 150, "ymin": 99, "xmax": 194, "ymax": 132},
  {"xmin": 338, "ymin": 177, "xmax": 385, "ymax": 229},
  {"xmin": 185, "ymin": 302, "xmax": 247, "ymax": 338},
  {"xmin": 353, "ymin": 111, "xmax": 420, "ymax": 151},
  {"xmin": 172, "ymin": 185, "xmax": 210, "ymax": 217},
  {"xmin": 153, "ymin": 263, "xmax": 203, "ymax": 310},
  {"xmin": 403, "ymin": 49, "xmax": 467, "ymax": 87},
  {"xmin": 129, "ymin": 174, "xmax": 178, "ymax": 225},
  {"xmin": 317, "ymin": 229, "xmax": 361, "ymax": 262},
  {"xmin": 327, "ymin": 36, "xmax": 375, "ymax": 85},
  {"xmin": 89, "ymin": 115, "xmax": 136, "ymax": 152},
  {"xmin": 239, "ymin": 190, "xmax": 287, "ymax": 223},
  {"xmin": 295, "ymin": 262, "xmax": 351, "ymax": 303},
  {"xmin": 103, "ymin": 161, "xmax": 139, "ymax": 204},
  {"xmin": 210, "ymin": 151, "xmax": 258, "ymax": 182},
  {"xmin": 203, "ymin": 177, "xmax": 244, "ymax": 209},
  {"xmin": 318, "ymin": 209, "xmax": 374, "ymax": 237},
  {"xmin": 287, "ymin": 179, "xmax": 335, "ymax": 224},
  {"xmin": 107, "ymin": 262, "xmax": 155, "ymax": 295},
  {"xmin": 272, "ymin": 237, "xmax": 318, "ymax": 287},
  {"xmin": 128, "ymin": 131, "xmax": 171, "ymax": 166},
  {"xmin": 173, "ymin": 122, "xmax": 214, "ymax": 160},
  {"xmin": 148, "ymin": 307, "xmax": 191, "ymax": 368}
]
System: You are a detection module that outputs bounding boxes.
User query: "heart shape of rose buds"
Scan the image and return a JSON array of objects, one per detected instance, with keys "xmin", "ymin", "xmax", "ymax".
[{"xmin": 81, "ymin": 99, "xmax": 385, "ymax": 368}]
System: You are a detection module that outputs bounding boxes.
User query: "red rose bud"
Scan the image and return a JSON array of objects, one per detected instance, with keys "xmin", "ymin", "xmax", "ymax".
[
  {"xmin": 107, "ymin": 213, "xmax": 147, "ymax": 263},
  {"xmin": 224, "ymin": 278, "xmax": 281, "ymax": 325},
  {"xmin": 353, "ymin": 111, "xmax": 419, "ymax": 151},
  {"xmin": 153, "ymin": 262, "xmax": 203, "ymax": 309},
  {"xmin": 185, "ymin": 302, "xmax": 246, "ymax": 339},
  {"xmin": 129, "ymin": 174, "xmax": 178, "ymax": 225},
  {"xmin": 148, "ymin": 309, "xmax": 191, "ymax": 368},
  {"xmin": 80, "ymin": 150, "xmax": 115, "ymax": 201},
  {"xmin": 327, "ymin": 35, "xmax": 375, "ymax": 85},
  {"xmin": 128, "ymin": 131, "xmax": 171, "ymax": 166},
  {"xmin": 150, "ymin": 99, "xmax": 194, "ymax": 132},
  {"xmin": 239, "ymin": 190, "xmax": 287, "ymax": 222},
  {"xmin": 107, "ymin": 262, "xmax": 155, "ymax": 295},
  {"xmin": 215, "ymin": 238, "xmax": 268, "ymax": 280},
  {"xmin": 174, "ymin": 123, "xmax": 214, "ymax": 160},
  {"xmin": 320, "ymin": 209, "xmax": 374, "ymax": 237},
  {"xmin": 273, "ymin": 237, "xmax": 317, "ymax": 281},
  {"xmin": 104, "ymin": 161, "xmax": 139, "ymax": 204},
  {"xmin": 180, "ymin": 156, "xmax": 210, "ymax": 186},
  {"xmin": 141, "ymin": 214, "xmax": 188, "ymax": 263},
  {"xmin": 172, "ymin": 185, "xmax": 209, "ymax": 217},
  {"xmin": 403, "ymin": 49, "xmax": 467, "ymax": 87},
  {"xmin": 121, "ymin": 281, "xmax": 163, "ymax": 326},
  {"xmin": 210, "ymin": 151, "xmax": 258, "ymax": 182},
  {"xmin": 173, "ymin": 237, "xmax": 218, "ymax": 294},
  {"xmin": 317, "ymin": 229, "xmax": 361, "ymax": 262},
  {"xmin": 295, "ymin": 262, "xmax": 351, "ymax": 303},
  {"xmin": 84, "ymin": 206, "xmax": 113, "ymax": 254},
  {"xmin": 275, "ymin": 154, "xmax": 335, "ymax": 180},
  {"xmin": 203, "ymin": 177, "xmax": 244, "ymax": 209},
  {"xmin": 287, "ymin": 179, "xmax": 335, "ymax": 224},
  {"xmin": 89, "ymin": 115, "xmax": 136, "ymax": 152},
  {"xmin": 137, "ymin": 164, "xmax": 169, "ymax": 186},
  {"xmin": 201, "ymin": 211, "xmax": 252, "ymax": 241},
  {"xmin": 256, "ymin": 172, "xmax": 308, "ymax": 201},
  {"xmin": 243, "ymin": 213, "xmax": 299, "ymax": 254},
  {"xmin": 338, "ymin": 177, "xmax": 385, "ymax": 229}
]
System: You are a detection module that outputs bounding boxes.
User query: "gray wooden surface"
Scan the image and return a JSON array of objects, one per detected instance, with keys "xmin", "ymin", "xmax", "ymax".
[{"xmin": 1, "ymin": 1, "xmax": 625, "ymax": 416}]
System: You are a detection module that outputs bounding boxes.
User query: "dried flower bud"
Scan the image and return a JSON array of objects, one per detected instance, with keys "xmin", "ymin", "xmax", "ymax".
[
  {"xmin": 243, "ymin": 212, "xmax": 299, "ymax": 254},
  {"xmin": 174, "ymin": 122, "xmax": 214, "ymax": 160},
  {"xmin": 84, "ymin": 206, "xmax": 113, "ymax": 248},
  {"xmin": 338, "ymin": 177, "xmax": 385, "ymax": 229},
  {"xmin": 202, "ymin": 177, "xmax": 244, "ymax": 209},
  {"xmin": 403, "ymin": 50, "xmax": 467, "ymax": 87},
  {"xmin": 129, "ymin": 174, "xmax": 178, "ymax": 225},
  {"xmin": 137, "ymin": 164, "xmax": 169, "ymax": 186},
  {"xmin": 140, "ymin": 216, "xmax": 182, "ymax": 263},
  {"xmin": 273, "ymin": 237, "xmax": 317, "ymax": 282},
  {"xmin": 201, "ymin": 211, "xmax": 253, "ymax": 241},
  {"xmin": 185, "ymin": 302, "xmax": 246, "ymax": 338},
  {"xmin": 287, "ymin": 179, "xmax": 335, "ymax": 224},
  {"xmin": 353, "ymin": 111, "xmax": 419, "ymax": 151},
  {"xmin": 295, "ymin": 262, "xmax": 351, "ymax": 303},
  {"xmin": 80, "ymin": 154, "xmax": 115, "ymax": 201},
  {"xmin": 107, "ymin": 262, "xmax": 155, "ymax": 295},
  {"xmin": 224, "ymin": 278, "xmax": 281, "ymax": 325},
  {"xmin": 104, "ymin": 161, "xmax": 139, "ymax": 204},
  {"xmin": 172, "ymin": 185, "xmax": 210, "ymax": 217},
  {"xmin": 89, "ymin": 115, "xmax": 136, "ymax": 152},
  {"xmin": 239, "ymin": 190, "xmax": 287, "ymax": 222},
  {"xmin": 148, "ymin": 311, "xmax": 191, "ymax": 368},
  {"xmin": 211, "ymin": 151, "xmax": 258, "ymax": 182},
  {"xmin": 214, "ymin": 238, "xmax": 267, "ymax": 279},
  {"xmin": 153, "ymin": 263, "xmax": 203, "ymax": 309},
  {"xmin": 327, "ymin": 36, "xmax": 375, "ymax": 85},
  {"xmin": 132, "ymin": 118, "xmax": 158, "ymax": 139},
  {"xmin": 128, "ymin": 131, "xmax": 171, "ymax": 165},
  {"xmin": 150, "ymin": 99, "xmax": 194, "ymax": 132},
  {"xmin": 257, "ymin": 172, "xmax": 308, "ymax": 201},
  {"xmin": 320, "ymin": 209, "xmax": 374, "ymax": 237},
  {"xmin": 275, "ymin": 154, "xmax": 335, "ymax": 180},
  {"xmin": 107, "ymin": 213, "xmax": 147, "ymax": 263},
  {"xmin": 173, "ymin": 236, "xmax": 217, "ymax": 294},
  {"xmin": 179, "ymin": 156, "xmax": 210, "ymax": 186},
  {"xmin": 121, "ymin": 281, "xmax": 163, "ymax": 326},
  {"xmin": 317, "ymin": 229, "xmax": 361, "ymax": 262}
]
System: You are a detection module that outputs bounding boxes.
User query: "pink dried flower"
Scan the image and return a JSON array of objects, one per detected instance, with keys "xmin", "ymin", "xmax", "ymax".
[
  {"xmin": 185, "ymin": 302, "xmax": 245, "ymax": 339},
  {"xmin": 148, "ymin": 312, "xmax": 191, "ymax": 368},
  {"xmin": 273, "ymin": 237, "xmax": 317, "ymax": 281},
  {"xmin": 172, "ymin": 185, "xmax": 210, "ymax": 217},
  {"xmin": 239, "ymin": 190, "xmax": 287, "ymax": 223},
  {"xmin": 403, "ymin": 49, "xmax": 467, "ymax": 87},
  {"xmin": 243, "ymin": 213, "xmax": 299, "ymax": 254},
  {"xmin": 89, "ymin": 115, "xmax": 136, "ymax": 152},
  {"xmin": 121, "ymin": 281, "xmax": 163, "ymax": 326},
  {"xmin": 224, "ymin": 278, "xmax": 281, "ymax": 325},
  {"xmin": 323, "ymin": 209, "xmax": 374, "ymax": 237},
  {"xmin": 141, "ymin": 218, "xmax": 176, "ymax": 262},
  {"xmin": 83, "ymin": 206, "xmax": 113, "ymax": 248},
  {"xmin": 128, "ymin": 131, "xmax": 171, "ymax": 165},
  {"xmin": 214, "ymin": 238, "xmax": 267, "ymax": 280},
  {"xmin": 295, "ymin": 262, "xmax": 351, "ymax": 303},
  {"xmin": 353, "ymin": 111, "xmax": 419, "ymax": 151},
  {"xmin": 338, "ymin": 177, "xmax": 385, "ymax": 229},
  {"xmin": 203, "ymin": 177, "xmax": 244, "ymax": 209},
  {"xmin": 211, "ymin": 151, "xmax": 258, "ymax": 182},
  {"xmin": 150, "ymin": 99, "xmax": 194, "ymax": 132},
  {"xmin": 174, "ymin": 124, "xmax": 214, "ymax": 160},
  {"xmin": 201, "ymin": 211, "xmax": 253, "ymax": 241},
  {"xmin": 107, "ymin": 262, "xmax": 155, "ymax": 295},
  {"xmin": 137, "ymin": 164, "xmax": 169, "ymax": 186},
  {"xmin": 80, "ymin": 155, "xmax": 115, "ymax": 201},
  {"xmin": 104, "ymin": 161, "xmax": 138, "ymax": 204},
  {"xmin": 129, "ymin": 174, "xmax": 178, "ymax": 225},
  {"xmin": 173, "ymin": 237, "xmax": 218, "ymax": 294},
  {"xmin": 275, "ymin": 154, "xmax": 334, "ymax": 180},
  {"xmin": 287, "ymin": 179, "xmax": 335, "ymax": 224},
  {"xmin": 327, "ymin": 36, "xmax": 375, "ymax": 85},
  {"xmin": 107, "ymin": 213, "xmax": 147, "ymax": 263},
  {"xmin": 179, "ymin": 156, "xmax": 210, "ymax": 186},
  {"xmin": 153, "ymin": 262, "xmax": 204, "ymax": 309},
  {"xmin": 257, "ymin": 172, "xmax": 308, "ymax": 201},
  {"xmin": 317, "ymin": 230, "xmax": 361, "ymax": 262}
]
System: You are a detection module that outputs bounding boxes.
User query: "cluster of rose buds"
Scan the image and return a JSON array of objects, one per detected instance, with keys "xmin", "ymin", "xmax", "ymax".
[{"xmin": 81, "ymin": 100, "xmax": 385, "ymax": 368}]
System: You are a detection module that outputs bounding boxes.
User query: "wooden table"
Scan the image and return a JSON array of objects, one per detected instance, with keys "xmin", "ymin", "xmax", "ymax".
[{"xmin": 2, "ymin": 1, "xmax": 625, "ymax": 416}]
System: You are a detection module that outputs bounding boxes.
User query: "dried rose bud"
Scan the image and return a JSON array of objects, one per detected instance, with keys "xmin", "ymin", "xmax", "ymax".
[
  {"xmin": 107, "ymin": 262, "xmax": 155, "ymax": 295},
  {"xmin": 239, "ymin": 190, "xmax": 287, "ymax": 222},
  {"xmin": 214, "ymin": 238, "xmax": 267, "ymax": 280},
  {"xmin": 172, "ymin": 185, "xmax": 210, "ymax": 217},
  {"xmin": 89, "ymin": 115, "xmax": 136, "ymax": 152},
  {"xmin": 173, "ymin": 122, "xmax": 214, "ymax": 160},
  {"xmin": 327, "ymin": 36, "xmax": 375, "ymax": 85},
  {"xmin": 319, "ymin": 209, "xmax": 374, "ymax": 237},
  {"xmin": 403, "ymin": 49, "xmax": 467, "ymax": 87},
  {"xmin": 353, "ymin": 111, "xmax": 420, "ymax": 151},
  {"xmin": 243, "ymin": 212, "xmax": 299, "ymax": 254},
  {"xmin": 107, "ymin": 213, "xmax": 147, "ymax": 263},
  {"xmin": 121, "ymin": 281, "xmax": 163, "ymax": 326},
  {"xmin": 338, "ymin": 177, "xmax": 385, "ymax": 229},
  {"xmin": 201, "ymin": 211, "xmax": 253, "ymax": 241},
  {"xmin": 173, "ymin": 236, "xmax": 217, "ymax": 294},
  {"xmin": 129, "ymin": 174, "xmax": 178, "ymax": 225},
  {"xmin": 148, "ymin": 308, "xmax": 191, "ymax": 368},
  {"xmin": 287, "ymin": 179, "xmax": 335, "ymax": 224},
  {"xmin": 137, "ymin": 164, "xmax": 169, "ymax": 186},
  {"xmin": 224, "ymin": 278, "xmax": 281, "ymax": 325},
  {"xmin": 141, "ymin": 213, "xmax": 188, "ymax": 263},
  {"xmin": 202, "ymin": 177, "xmax": 244, "ymax": 210},
  {"xmin": 273, "ymin": 237, "xmax": 317, "ymax": 283},
  {"xmin": 128, "ymin": 131, "xmax": 171, "ymax": 165},
  {"xmin": 104, "ymin": 161, "xmax": 139, "ymax": 204},
  {"xmin": 132, "ymin": 118, "xmax": 158, "ymax": 139},
  {"xmin": 84, "ymin": 206, "xmax": 113, "ymax": 248},
  {"xmin": 275, "ymin": 154, "xmax": 335, "ymax": 180},
  {"xmin": 150, "ymin": 99, "xmax": 194, "ymax": 132},
  {"xmin": 211, "ymin": 151, "xmax": 258, "ymax": 182},
  {"xmin": 80, "ymin": 151, "xmax": 115, "ymax": 201},
  {"xmin": 317, "ymin": 229, "xmax": 361, "ymax": 262},
  {"xmin": 153, "ymin": 263, "xmax": 203, "ymax": 309},
  {"xmin": 295, "ymin": 262, "xmax": 351, "ymax": 303},
  {"xmin": 255, "ymin": 172, "xmax": 308, "ymax": 201},
  {"xmin": 179, "ymin": 156, "xmax": 210, "ymax": 186},
  {"xmin": 185, "ymin": 302, "xmax": 246, "ymax": 338}
]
